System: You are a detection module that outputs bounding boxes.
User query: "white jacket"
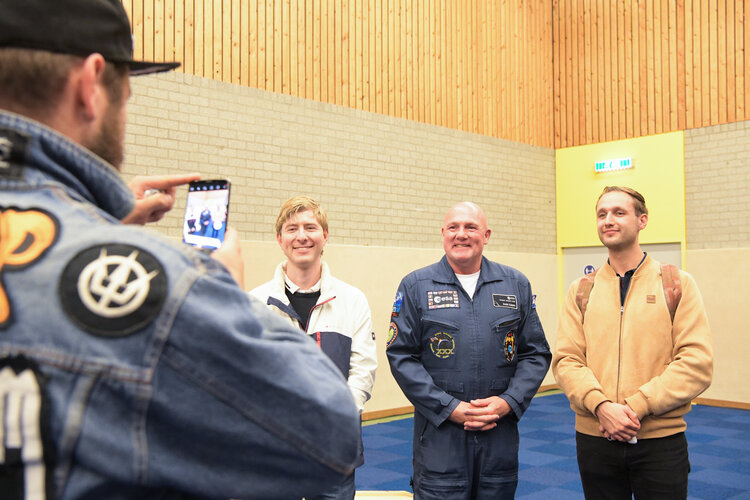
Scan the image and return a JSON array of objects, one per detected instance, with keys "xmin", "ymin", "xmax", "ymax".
[{"xmin": 249, "ymin": 262, "xmax": 377, "ymax": 411}]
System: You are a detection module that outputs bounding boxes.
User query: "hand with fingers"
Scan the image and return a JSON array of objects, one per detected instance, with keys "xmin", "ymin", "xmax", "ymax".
[
  {"xmin": 595, "ymin": 401, "xmax": 640, "ymax": 442},
  {"xmin": 122, "ymin": 173, "xmax": 201, "ymax": 225}
]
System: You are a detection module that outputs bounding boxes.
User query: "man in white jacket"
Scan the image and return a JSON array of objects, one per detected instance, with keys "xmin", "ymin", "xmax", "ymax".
[{"xmin": 250, "ymin": 195, "xmax": 378, "ymax": 500}]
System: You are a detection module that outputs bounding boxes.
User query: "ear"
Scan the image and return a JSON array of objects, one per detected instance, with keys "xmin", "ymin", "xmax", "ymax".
[
  {"xmin": 276, "ymin": 233, "xmax": 283, "ymax": 246},
  {"xmin": 76, "ymin": 54, "xmax": 107, "ymax": 121},
  {"xmin": 322, "ymin": 230, "xmax": 329, "ymax": 245},
  {"xmin": 483, "ymin": 228, "xmax": 492, "ymax": 244},
  {"xmin": 638, "ymin": 213, "xmax": 648, "ymax": 231}
]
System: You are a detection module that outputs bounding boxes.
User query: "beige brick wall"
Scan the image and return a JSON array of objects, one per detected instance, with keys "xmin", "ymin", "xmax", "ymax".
[
  {"xmin": 123, "ymin": 72, "xmax": 556, "ymax": 253},
  {"xmin": 685, "ymin": 120, "xmax": 750, "ymax": 249}
]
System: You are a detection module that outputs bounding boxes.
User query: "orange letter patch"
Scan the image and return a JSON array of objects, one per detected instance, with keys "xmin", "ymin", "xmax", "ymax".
[{"xmin": 0, "ymin": 208, "xmax": 58, "ymax": 326}]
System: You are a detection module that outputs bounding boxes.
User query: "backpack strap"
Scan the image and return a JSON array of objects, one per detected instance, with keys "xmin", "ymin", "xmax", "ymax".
[
  {"xmin": 660, "ymin": 263, "xmax": 682, "ymax": 322},
  {"xmin": 575, "ymin": 268, "xmax": 598, "ymax": 322},
  {"xmin": 575, "ymin": 264, "xmax": 682, "ymax": 324}
]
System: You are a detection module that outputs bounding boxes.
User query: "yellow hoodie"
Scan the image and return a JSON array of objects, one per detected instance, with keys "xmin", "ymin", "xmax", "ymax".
[{"xmin": 552, "ymin": 255, "xmax": 713, "ymax": 439}]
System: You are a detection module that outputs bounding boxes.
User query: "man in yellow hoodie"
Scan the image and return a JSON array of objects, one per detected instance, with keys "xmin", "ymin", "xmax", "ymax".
[{"xmin": 552, "ymin": 186, "xmax": 713, "ymax": 500}]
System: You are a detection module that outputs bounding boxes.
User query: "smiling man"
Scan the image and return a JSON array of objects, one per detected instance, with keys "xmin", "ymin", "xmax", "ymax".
[
  {"xmin": 552, "ymin": 186, "xmax": 713, "ymax": 499},
  {"xmin": 386, "ymin": 201, "xmax": 551, "ymax": 499},
  {"xmin": 250, "ymin": 195, "xmax": 378, "ymax": 500}
]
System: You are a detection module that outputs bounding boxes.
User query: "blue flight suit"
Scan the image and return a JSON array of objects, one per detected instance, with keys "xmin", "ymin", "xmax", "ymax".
[{"xmin": 386, "ymin": 256, "xmax": 551, "ymax": 499}]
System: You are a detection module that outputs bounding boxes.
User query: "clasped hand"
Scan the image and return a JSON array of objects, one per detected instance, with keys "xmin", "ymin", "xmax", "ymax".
[
  {"xmin": 449, "ymin": 396, "xmax": 512, "ymax": 432},
  {"xmin": 595, "ymin": 401, "xmax": 640, "ymax": 442}
]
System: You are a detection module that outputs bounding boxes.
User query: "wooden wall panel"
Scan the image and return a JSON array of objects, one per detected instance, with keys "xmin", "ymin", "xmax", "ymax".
[
  {"xmin": 124, "ymin": 0, "xmax": 553, "ymax": 148},
  {"xmin": 554, "ymin": 0, "xmax": 750, "ymax": 147},
  {"xmin": 124, "ymin": 1, "xmax": 750, "ymax": 149}
]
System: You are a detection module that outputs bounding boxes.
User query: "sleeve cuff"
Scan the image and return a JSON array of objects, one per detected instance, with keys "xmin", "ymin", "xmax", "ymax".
[
  {"xmin": 349, "ymin": 386, "xmax": 368, "ymax": 412},
  {"xmin": 500, "ymin": 395, "xmax": 522, "ymax": 420},
  {"xmin": 434, "ymin": 397, "xmax": 460, "ymax": 427},
  {"xmin": 583, "ymin": 391, "xmax": 610, "ymax": 416},
  {"xmin": 624, "ymin": 393, "xmax": 650, "ymax": 420}
]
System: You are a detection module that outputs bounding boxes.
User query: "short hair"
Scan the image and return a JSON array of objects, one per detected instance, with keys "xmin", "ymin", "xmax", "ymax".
[
  {"xmin": 275, "ymin": 196, "xmax": 328, "ymax": 235},
  {"xmin": 597, "ymin": 186, "xmax": 648, "ymax": 216},
  {"xmin": 0, "ymin": 48, "xmax": 128, "ymax": 119}
]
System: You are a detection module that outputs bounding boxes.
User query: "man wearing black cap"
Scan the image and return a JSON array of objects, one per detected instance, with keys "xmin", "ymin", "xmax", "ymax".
[{"xmin": 0, "ymin": 1, "xmax": 361, "ymax": 499}]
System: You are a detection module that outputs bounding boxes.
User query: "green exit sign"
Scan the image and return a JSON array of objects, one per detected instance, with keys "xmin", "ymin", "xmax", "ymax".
[{"xmin": 595, "ymin": 158, "xmax": 634, "ymax": 173}]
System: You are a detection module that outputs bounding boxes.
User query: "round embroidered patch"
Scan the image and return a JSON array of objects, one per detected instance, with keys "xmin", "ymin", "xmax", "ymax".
[
  {"xmin": 60, "ymin": 244, "xmax": 167, "ymax": 337},
  {"xmin": 430, "ymin": 332, "xmax": 455, "ymax": 359},
  {"xmin": 386, "ymin": 322, "xmax": 398, "ymax": 348}
]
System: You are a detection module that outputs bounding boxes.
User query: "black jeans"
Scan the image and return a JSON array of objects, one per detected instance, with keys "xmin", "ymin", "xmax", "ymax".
[{"xmin": 576, "ymin": 432, "xmax": 690, "ymax": 500}]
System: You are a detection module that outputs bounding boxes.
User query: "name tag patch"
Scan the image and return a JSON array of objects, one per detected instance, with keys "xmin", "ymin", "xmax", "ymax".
[
  {"xmin": 492, "ymin": 294, "xmax": 518, "ymax": 309},
  {"xmin": 427, "ymin": 290, "xmax": 459, "ymax": 309}
]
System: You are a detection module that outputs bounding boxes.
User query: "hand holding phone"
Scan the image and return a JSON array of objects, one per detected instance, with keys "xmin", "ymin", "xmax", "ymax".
[
  {"xmin": 122, "ymin": 173, "xmax": 201, "ymax": 225},
  {"xmin": 182, "ymin": 179, "xmax": 231, "ymax": 251}
]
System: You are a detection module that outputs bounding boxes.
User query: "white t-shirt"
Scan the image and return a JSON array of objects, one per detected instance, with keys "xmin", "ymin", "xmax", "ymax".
[{"xmin": 456, "ymin": 271, "xmax": 480, "ymax": 299}]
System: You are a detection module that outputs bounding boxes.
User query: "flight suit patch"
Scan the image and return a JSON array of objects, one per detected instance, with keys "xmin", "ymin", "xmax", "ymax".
[
  {"xmin": 430, "ymin": 332, "xmax": 455, "ymax": 359},
  {"xmin": 392, "ymin": 291, "xmax": 403, "ymax": 317},
  {"xmin": 427, "ymin": 290, "xmax": 459, "ymax": 309},
  {"xmin": 646, "ymin": 295, "xmax": 656, "ymax": 304},
  {"xmin": 386, "ymin": 322, "xmax": 398, "ymax": 348},
  {"xmin": 0, "ymin": 208, "xmax": 59, "ymax": 328},
  {"xmin": 492, "ymin": 293, "xmax": 518, "ymax": 309},
  {"xmin": 60, "ymin": 244, "xmax": 167, "ymax": 338},
  {"xmin": 504, "ymin": 331, "xmax": 515, "ymax": 362}
]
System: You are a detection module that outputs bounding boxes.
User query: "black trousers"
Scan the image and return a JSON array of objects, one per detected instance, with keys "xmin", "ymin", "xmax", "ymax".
[{"xmin": 576, "ymin": 432, "xmax": 690, "ymax": 500}]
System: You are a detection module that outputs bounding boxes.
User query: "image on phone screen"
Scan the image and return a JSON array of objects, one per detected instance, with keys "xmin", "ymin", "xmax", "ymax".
[{"xmin": 183, "ymin": 180, "xmax": 231, "ymax": 250}]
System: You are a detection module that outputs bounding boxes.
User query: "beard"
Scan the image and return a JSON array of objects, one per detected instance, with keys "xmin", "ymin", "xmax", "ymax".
[{"xmin": 87, "ymin": 100, "xmax": 125, "ymax": 169}]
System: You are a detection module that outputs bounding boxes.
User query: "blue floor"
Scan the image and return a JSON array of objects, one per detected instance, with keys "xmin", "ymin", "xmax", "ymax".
[{"xmin": 358, "ymin": 392, "xmax": 750, "ymax": 499}]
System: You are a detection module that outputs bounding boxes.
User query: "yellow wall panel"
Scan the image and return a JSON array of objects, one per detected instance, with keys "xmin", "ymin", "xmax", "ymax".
[{"xmin": 556, "ymin": 131, "xmax": 685, "ymax": 249}]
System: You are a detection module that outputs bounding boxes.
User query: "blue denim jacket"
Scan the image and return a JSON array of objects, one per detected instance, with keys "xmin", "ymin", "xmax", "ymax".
[{"xmin": 0, "ymin": 110, "xmax": 360, "ymax": 499}]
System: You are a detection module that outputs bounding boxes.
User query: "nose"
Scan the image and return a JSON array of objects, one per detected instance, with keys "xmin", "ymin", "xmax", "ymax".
[
  {"xmin": 295, "ymin": 227, "xmax": 308, "ymax": 240},
  {"xmin": 456, "ymin": 226, "xmax": 467, "ymax": 238}
]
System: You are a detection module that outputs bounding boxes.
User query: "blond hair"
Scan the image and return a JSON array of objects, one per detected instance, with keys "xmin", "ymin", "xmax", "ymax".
[{"xmin": 275, "ymin": 196, "xmax": 328, "ymax": 235}]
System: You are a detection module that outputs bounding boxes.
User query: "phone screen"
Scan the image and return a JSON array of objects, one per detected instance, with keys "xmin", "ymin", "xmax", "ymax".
[{"xmin": 182, "ymin": 179, "xmax": 231, "ymax": 250}]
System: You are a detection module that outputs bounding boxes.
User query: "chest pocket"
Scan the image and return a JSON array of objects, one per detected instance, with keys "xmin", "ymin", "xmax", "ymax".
[
  {"xmin": 421, "ymin": 316, "xmax": 460, "ymax": 370},
  {"xmin": 491, "ymin": 315, "xmax": 522, "ymax": 365}
]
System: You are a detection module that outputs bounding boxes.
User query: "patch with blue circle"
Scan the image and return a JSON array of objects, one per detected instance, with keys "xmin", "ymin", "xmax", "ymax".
[{"xmin": 504, "ymin": 331, "xmax": 515, "ymax": 362}]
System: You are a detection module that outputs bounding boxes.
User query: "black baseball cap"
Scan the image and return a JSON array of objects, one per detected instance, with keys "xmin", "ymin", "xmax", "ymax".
[{"xmin": 0, "ymin": 0, "xmax": 180, "ymax": 76}]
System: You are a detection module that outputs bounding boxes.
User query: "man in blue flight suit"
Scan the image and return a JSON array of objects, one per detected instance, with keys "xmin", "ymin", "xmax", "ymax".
[{"xmin": 386, "ymin": 202, "xmax": 551, "ymax": 499}]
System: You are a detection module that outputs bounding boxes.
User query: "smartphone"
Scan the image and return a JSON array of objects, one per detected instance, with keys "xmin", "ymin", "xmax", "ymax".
[{"xmin": 182, "ymin": 179, "xmax": 231, "ymax": 251}]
